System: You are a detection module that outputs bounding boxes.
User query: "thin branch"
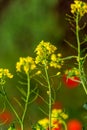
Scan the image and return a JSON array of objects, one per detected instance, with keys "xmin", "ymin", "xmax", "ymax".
[
  {"xmin": 38, "ymin": 107, "xmax": 48, "ymax": 116},
  {"xmin": 61, "ymin": 55, "xmax": 77, "ymax": 61},
  {"xmin": 64, "ymin": 40, "xmax": 77, "ymax": 50}
]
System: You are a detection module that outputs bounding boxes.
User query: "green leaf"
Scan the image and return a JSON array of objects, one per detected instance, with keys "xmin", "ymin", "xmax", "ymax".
[
  {"xmin": 17, "ymin": 86, "xmax": 26, "ymax": 97},
  {"xmin": 64, "ymin": 39, "xmax": 77, "ymax": 51},
  {"xmin": 8, "ymin": 127, "xmax": 16, "ymax": 130},
  {"xmin": 8, "ymin": 124, "xmax": 16, "ymax": 130},
  {"xmin": 13, "ymin": 97, "xmax": 23, "ymax": 110},
  {"xmin": 21, "ymin": 96, "xmax": 26, "ymax": 102},
  {"xmin": 28, "ymin": 91, "xmax": 38, "ymax": 104}
]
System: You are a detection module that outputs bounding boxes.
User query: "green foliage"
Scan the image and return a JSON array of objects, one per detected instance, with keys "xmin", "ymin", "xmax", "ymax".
[{"xmin": 8, "ymin": 124, "xmax": 16, "ymax": 130}]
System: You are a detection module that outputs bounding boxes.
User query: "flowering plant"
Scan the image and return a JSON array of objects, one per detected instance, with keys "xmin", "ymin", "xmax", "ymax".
[{"xmin": 0, "ymin": 0, "xmax": 87, "ymax": 130}]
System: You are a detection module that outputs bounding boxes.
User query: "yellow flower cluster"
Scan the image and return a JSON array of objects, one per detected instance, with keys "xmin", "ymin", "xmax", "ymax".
[
  {"xmin": 34, "ymin": 109, "xmax": 68, "ymax": 130},
  {"xmin": 38, "ymin": 118, "xmax": 49, "ymax": 129},
  {"xmin": 35, "ymin": 40, "xmax": 57, "ymax": 64},
  {"xmin": 0, "ymin": 68, "xmax": 13, "ymax": 79},
  {"xmin": 51, "ymin": 109, "xmax": 68, "ymax": 121},
  {"xmin": 50, "ymin": 53, "xmax": 63, "ymax": 69},
  {"xmin": 71, "ymin": 0, "xmax": 87, "ymax": 17},
  {"xmin": 65, "ymin": 67, "xmax": 79, "ymax": 77},
  {"xmin": 35, "ymin": 40, "xmax": 63, "ymax": 69},
  {"xmin": 16, "ymin": 56, "xmax": 36, "ymax": 74}
]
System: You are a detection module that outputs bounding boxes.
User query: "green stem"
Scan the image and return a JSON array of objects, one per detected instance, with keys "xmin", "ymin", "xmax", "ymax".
[
  {"xmin": 76, "ymin": 13, "xmax": 80, "ymax": 71},
  {"xmin": 62, "ymin": 55, "xmax": 77, "ymax": 61},
  {"xmin": 2, "ymin": 86, "xmax": 23, "ymax": 129},
  {"xmin": 22, "ymin": 73, "xmax": 30, "ymax": 123},
  {"xmin": 76, "ymin": 13, "xmax": 87, "ymax": 95},
  {"xmin": 44, "ymin": 65, "xmax": 52, "ymax": 130},
  {"xmin": 61, "ymin": 120, "xmax": 67, "ymax": 130}
]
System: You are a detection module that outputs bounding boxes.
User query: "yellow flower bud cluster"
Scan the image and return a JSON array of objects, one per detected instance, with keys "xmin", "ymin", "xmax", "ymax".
[
  {"xmin": 38, "ymin": 118, "xmax": 49, "ymax": 129},
  {"xmin": 71, "ymin": 0, "xmax": 87, "ymax": 17},
  {"xmin": 35, "ymin": 40, "xmax": 63, "ymax": 69},
  {"xmin": 51, "ymin": 109, "xmax": 68, "ymax": 126},
  {"xmin": 50, "ymin": 53, "xmax": 63, "ymax": 69},
  {"xmin": 0, "ymin": 68, "xmax": 13, "ymax": 79},
  {"xmin": 35, "ymin": 40, "xmax": 57, "ymax": 65},
  {"xmin": 16, "ymin": 56, "xmax": 36, "ymax": 74},
  {"xmin": 34, "ymin": 109, "xmax": 68, "ymax": 130}
]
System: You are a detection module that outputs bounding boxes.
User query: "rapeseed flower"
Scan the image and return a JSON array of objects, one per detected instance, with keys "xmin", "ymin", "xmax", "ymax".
[
  {"xmin": 35, "ymin": 40, "xmax": 57, "ymax": 65},
  {"xmin": 16, "ymin": 56, "xmax": 36, "ymax": 74},
  {"xmin": 51, "ymin": 109, "xmax": 68, "ymax": 130},
  {"xmin": 50, "ymin": 53, "xmax": 63, "ymax": 69},
  {"xmin": 65, "ymin": 67, "xmax": 80, "ymax": 77},
  {"xmin": 51, "ymin": 109, "xmax": 68, "ymax": 120},
  {"xmin": 0, "ymin": 68, "xmax": 13, "ymax": 79},
  {"xmin": 38, "ymin": 118, "xmax": 49, "ymax": 129},
  {"xmin": 35, "ymin": 41, "xmax": 63, "ymax": 69},
  {"xmin": 71, "ymin": 0, "xmax": 87, "ymax": 17},
  {"xmin": 34, "ymin": 109, "xmax": 68, "ymax": 130}
]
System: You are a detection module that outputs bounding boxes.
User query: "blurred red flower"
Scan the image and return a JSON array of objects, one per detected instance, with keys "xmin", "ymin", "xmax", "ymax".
[
  {"xmin": 0, "ymin": 110, "xmax": 13, "ymax": 124},
  {"xmin": 67, "ymin": 119, "xmax": 82, "ymax": 130},
  {"xmin": 63, "ymin": 74, "xmax": 80, "ymax": 88}
]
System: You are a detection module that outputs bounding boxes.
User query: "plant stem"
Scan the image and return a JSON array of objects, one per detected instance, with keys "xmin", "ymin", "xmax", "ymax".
[
  {"xmin": 76, "ymin": 13, "xmax": 87, "ymax": 95},
  {"xmin": 2, "ymin": 86, "xmax": 23, "ymax": 129},
  {"xmin": 76, "ymin": 13, "xmax": 80, "ymax": 71},
  {"xmin": 61, "ymin": 120, "xmax": 67, "ymax": 130},
  {"xmin": 62, "ymin": 55, "xmax": 77, "ymax": 61},
  {"xmin": 44, "ymin": 65, "xmax": 52, "ymax": 130},
  {"xmin": 22, "ymin": 73, "xmax": 30, "ymax": 124}
]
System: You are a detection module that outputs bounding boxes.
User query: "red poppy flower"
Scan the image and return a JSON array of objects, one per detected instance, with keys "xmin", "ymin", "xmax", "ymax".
[
  {"xmin": 67, "ymin": 119, "xmax": 82, "ymax": 130},
  {"xmin": 0, "ymin": 110, "xmax": 13, "ymax": 124},
  {"xmin": 63, "ymin": 74, "xmax": 80, "ymax": 88}
]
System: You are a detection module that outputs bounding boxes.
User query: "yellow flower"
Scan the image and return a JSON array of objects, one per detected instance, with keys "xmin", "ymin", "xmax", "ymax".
[
  {"xmin": 35, "ymin": 108, "xmax": 68, "ymax": 129},
  {"xmin": 57, "ymin": 53, "xmax": 62, "ymax": 57},
  {"xmin": 35, "ymin": 40, "xmax": 57, "ymax": 65},
  {"xmin": 0, "ymin": 73, "xmax": 2, "ymax": 78},
  {"xmin": 38, "ymin": 118, "xmax": 49, "ymax": 129},
  {"xmin": 65, "ymin": 67, "xmax": 80, "ymax": 77},
  {"xmin": 50, "ymin": 52, "xmax": 63, "ymax": 69},
  {"xmin": 50, "ymin": 61, "xmax": 62, "ymax": 69},
  {"xmin": 35, "ymin": 40, "xmax": 57, "ymax": 54},
  {"xmin": 56, "ymin": 72, "xmax": 61, "ymax": 76},
  {"xmin": 35, "ymin": 40, "xmax": 63, "ymax": 70},
  {"xmin": 51, "ymin": 109, "xmax": 68, "ymax": 120},
  {"xmin": 16, "ymin": 56, "xmax": 36, "ymax": 74},
  {"xmin": 35, "ymin": 70, "xmax": 41, "ymax": 75},
  {"xmin": 16, "ymin": 62, "xmax": 21, "ymax": 72},
  {"xmin": 6, "ymin": 73, "xmax": 13, "ymax": 78},
  {"xmin": 24, "ymin": 65, "xmax": 29, "ymax": 73},
  {"xmin": 51, "ymin": 54, "xmax": 57, "ymax": 61},
  {"xmin": 19, "ymin": 57, "xmax": 25, "ymax": 64},
  {"xmin": 71, "ymin": 0, "xmax": 87, "ymax": 17},
  {"xmin": 60, "ymin": 112, "xmax": 68, "ymax": 119},
  {"xmin": 0, "ymin": 68, "xmax": 13, "ymax": 79},
  {"xmin": 31, "ymin": 64, "xmax": 36, "ymax": 70}
]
